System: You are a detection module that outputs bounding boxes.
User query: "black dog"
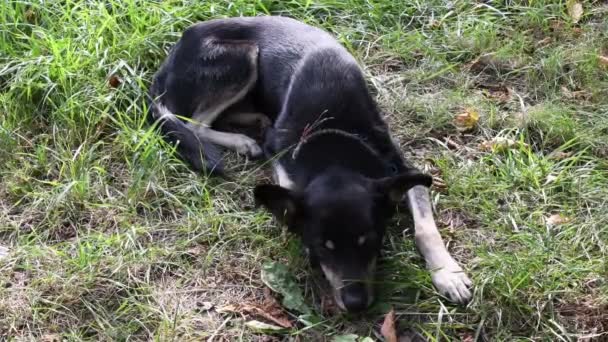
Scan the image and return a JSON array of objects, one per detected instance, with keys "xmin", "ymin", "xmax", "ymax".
[{"xmin": 149, "ymin": 16, "xmax": 472, "ymax": 312}]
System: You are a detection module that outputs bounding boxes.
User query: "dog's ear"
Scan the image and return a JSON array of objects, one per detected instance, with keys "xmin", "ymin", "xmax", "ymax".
[
  {"xmin": 254, "ymin": 184, "xmax": 301, "ymax": 225},
  {"xmin": 373, "ymin": 171, "xmax": 433, "ymax": 203}
]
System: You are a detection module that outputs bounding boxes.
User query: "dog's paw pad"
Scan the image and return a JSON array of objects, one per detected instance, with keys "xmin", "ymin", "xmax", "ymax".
[{"xmin": 431, "ymin": 268, "xmax": 473, "ymax": 304}]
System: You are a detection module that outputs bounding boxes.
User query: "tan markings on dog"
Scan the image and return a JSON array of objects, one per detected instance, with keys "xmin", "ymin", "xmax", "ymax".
[
  {"xmin": 320, "ymin": 263, "xmax": 345, "ymax": 310},
  {"xmin": 188, "ymin": 124, "xmax": 262, "ymax": 157},
  {"xmin": 407, "ymin": 185, "xmax": 472, "ymax": 303},
  {"xmin": 320, "ymin": 257, "xmax": 377, "ymax": 311},
  {"xmin": 155, "ymin": 103, "xmax": 177, "ymax": 122},
  {"xmin": 273, "ymin": 162, "xmax": 295, "ymax": 190},
  {"xmin": 185, "ymin": 41, "xmax": 261, "ymax": 156}
]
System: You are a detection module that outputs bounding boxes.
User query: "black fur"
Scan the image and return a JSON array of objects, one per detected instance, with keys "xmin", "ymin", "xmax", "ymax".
[{"xmin": 149, "ymin": 16, "xmax": 434, "ymax": 312}]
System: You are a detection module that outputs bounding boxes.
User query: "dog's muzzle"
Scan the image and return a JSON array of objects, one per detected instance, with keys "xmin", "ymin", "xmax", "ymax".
[
  {"xmin": 321, "ymin": 260, "xmax": 376, "ymax": 312},
  {"xmin": 340, "ymin": 281, "xmax": 370, "ymax": 312}
]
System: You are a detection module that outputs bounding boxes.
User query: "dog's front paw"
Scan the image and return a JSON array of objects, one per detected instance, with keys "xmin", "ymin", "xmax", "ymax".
[
  {"xmin": 234, "ymin": 135, "xmax": 263, "ymax": 158},
  {"xmin": 431, "ymin": 266, "xmax": 472, "ymax": 304}
]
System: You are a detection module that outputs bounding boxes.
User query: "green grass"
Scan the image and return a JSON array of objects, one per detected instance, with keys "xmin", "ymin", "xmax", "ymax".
[{"xmin": 1, "ymin": 0, "xmax": 607, "ymax": 340}]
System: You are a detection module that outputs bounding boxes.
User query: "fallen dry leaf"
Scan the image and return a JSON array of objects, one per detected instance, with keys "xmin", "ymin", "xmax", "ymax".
[
  {"xmin": 108, "ymin": 74, "xmax": 121, "ymax": 88},
  {"xmin": 598, "ymin": 55, "xmax": 608, "ymax": 68},
  {"xmin": 453, "ymin": 107, "xmax": 480, "ymax": 132},
  {"xmin": 567, "ymin": 0, "xmax": 583, "ymax": 24},
  {"xmin": 218, "ymin": 301, "xmax": 293, "ymax": 328},
  {"xmin": 479, "ymin": 137, "xmax": 527, "ymax": 152},
  {"xmin": 550, "ymin": 20, "xmax": 565, "ymax": 32},
  {"xmin": 547, "ymin": 213, "xmax": 571, "ymax": 226},
  {"xmin": 571, "ymin": 27, "xmax": 583, "ymax": 37},
  {"xmin": 478, "ymin": 84, "xmax": 511, "ymax": 103},
  {"xmin": 459, "ymin": 332, "xmax": 475, "ymax": 342},
  {"xmin": 24, "ymin": 9, "xmax": 38, "ymax": 23},
  {"xmin": 561, "ymin": 86, "xmax": 590, "ymax": 100},
  {"xmin": 381, "ymin": 309, "xmax": 398, "ymax": 342},
  {"xmin": 431, "ymin": 175, "xmax": 447, "ymax": 192},
  {"xmin": 536, "ymin": 37, "xmax": 552, "ymax": 48},
  {"xmin": 549, "ymin": 151, "xmax": 573, "ymax": 160}
]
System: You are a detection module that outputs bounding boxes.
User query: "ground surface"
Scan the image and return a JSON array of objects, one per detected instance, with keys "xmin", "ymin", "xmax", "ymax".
[{"xmin": 1, "ymin": 1, "xmax": 607, "ymax": 341}]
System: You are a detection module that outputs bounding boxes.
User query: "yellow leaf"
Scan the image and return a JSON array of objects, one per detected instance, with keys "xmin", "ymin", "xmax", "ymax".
[
  {"xmin": 567, "ymin": 0, "xmax": 583, "ymax": 24},
  {"xmin": 479, "ymin": 137, "xmax": 527, "ymax": 152},
  {"xmin": 453, "ymin": 108, "xmax": 480, "ymax": 132}
]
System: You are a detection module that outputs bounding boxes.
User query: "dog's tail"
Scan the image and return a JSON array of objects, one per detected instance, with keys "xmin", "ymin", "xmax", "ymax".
[{"xmin": 147, "ymin": 100, "xmax": 224, "ymax": 176}]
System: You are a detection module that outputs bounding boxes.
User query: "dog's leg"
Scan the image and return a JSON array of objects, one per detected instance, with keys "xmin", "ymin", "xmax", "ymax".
[
  {"xmin": 180, "ymin": 39, "xmax": 264, "ymax": 158},
  {"xmin": 407, "ymin": 185, "xmax": 472, "ymax": 303},
  {"xmin": 188, "ymin": 124, "xmax": 263, "ymax": 158},
  {"xmin": 272, "ymin": 161, "xmax": 295, "ymax": 190}
]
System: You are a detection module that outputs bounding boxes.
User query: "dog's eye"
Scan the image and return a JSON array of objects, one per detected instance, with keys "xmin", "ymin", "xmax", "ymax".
[
  {"xmin": 324, "ymin": 240, "xmax": 335, "ymax": 250},
  {"xmin": 389, "ymin": 163, "xmax": 399, "ymax": 175}
]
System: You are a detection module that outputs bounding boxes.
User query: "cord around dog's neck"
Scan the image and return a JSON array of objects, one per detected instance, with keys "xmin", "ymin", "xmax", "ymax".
[{"xmin": 291, "ymin": 128, "xmax": 380, "ymax": 162}]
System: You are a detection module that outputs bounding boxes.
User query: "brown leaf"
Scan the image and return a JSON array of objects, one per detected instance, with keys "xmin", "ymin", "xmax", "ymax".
[
  {"xmin": 477, "ymin": 84, "xmax": 511, "ymax": 103},
  {"xmin": 453, "ymin": 108, "xmax": 479, "ymax": 132},
  {"xmin": 567, "ymin": 0, "xmax": 583, "ymax": 24},
  {"xmin": 431, "ymin": 175, "xmax": 447, "ymax": 192},
  {"xmin": 459, "ymin": 332, "xmax": 475, "ymax": 342},
  {"xmin": 598, "ymin": 55, "xmax": 608, "ymax": 68},
  {"xmin": 549, "ymin": 20, "xmax": 565, "ymax": 32},
  {"xmin": 571, "ymin": 27, "xmax": 583, "ymax": 37},
  {"xmin": 108, "ymin": 74, "xmax": 121, "ymax": 88},
  {"xmin": 561, "ymin": 86, "xmax": 590, "ymax": 100},
  {"xmin": 24, "ymin": 9, "xmax": 38, "ymax": 23},
  {"xmin": 186, "ymin": 245, "xmax": 205, "ymax": 256},
  {"xmin": 218, "ymin": 301, "xmax": 293, "ymax": 328},
  {"xmin": 536, "ymin": 37, "xmax": 552, "ymax": 48},
  {"xmin": 381, "ymin": 309, "xmax": 398, "ymax": 342},
  {"xmin": 549, "ymin": 151, "xmax": 573, "ymax": 160},
  {"xmin": 546, "ymin": 213, "xmax": 570, "ymax": 226}
]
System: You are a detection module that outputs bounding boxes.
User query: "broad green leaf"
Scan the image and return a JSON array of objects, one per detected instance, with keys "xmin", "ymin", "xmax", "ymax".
[{"xmin": 261, "ymin": 261, "xmax": 312, "ymax": 314}]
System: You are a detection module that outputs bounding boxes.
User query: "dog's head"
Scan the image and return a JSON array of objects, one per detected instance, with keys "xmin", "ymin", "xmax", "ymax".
[{"xmin": 254, "ymin": 169, "xmax": 432, "ymax": 312}]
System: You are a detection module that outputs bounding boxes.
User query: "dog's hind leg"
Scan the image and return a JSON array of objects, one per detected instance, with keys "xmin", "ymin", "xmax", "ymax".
[
  {"xmin": 407, "ymin": 185, "xmax": 473, "ymax": 304},
  {"xmin": 188, "ymin": 124, "xmax": 263, "ymax": 157},
  {"xmin": 187, "ymin": 39, "xmax": 263, "ymax": 158}
]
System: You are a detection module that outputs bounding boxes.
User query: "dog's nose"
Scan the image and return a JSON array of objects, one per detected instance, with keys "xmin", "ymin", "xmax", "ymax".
[{"xmin": 341, "ymin": 282, "xmax": 369, "ymax": 312}]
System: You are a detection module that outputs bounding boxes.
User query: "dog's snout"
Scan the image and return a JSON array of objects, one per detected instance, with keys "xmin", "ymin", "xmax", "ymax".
[{"xmin": 341, "ymin": 282, "xmax": 369, "ymax": 312}]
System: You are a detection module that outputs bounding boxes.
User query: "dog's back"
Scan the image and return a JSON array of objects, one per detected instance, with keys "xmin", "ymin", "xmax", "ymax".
[{"xmin": 180, "ymin": 16, "xmax": 356, "ymax": 117}]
